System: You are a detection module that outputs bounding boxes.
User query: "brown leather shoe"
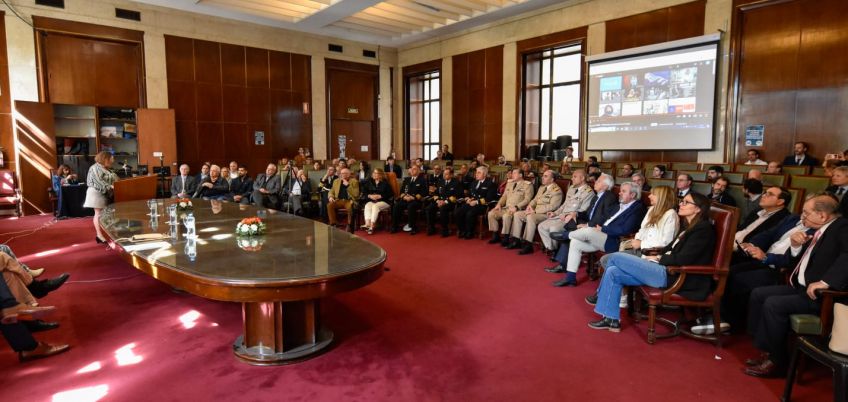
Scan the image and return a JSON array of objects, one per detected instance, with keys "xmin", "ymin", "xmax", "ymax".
[
  {"xmin": 1, "ymin": 304, "xmax": 56, "ymax": 324},
  {"xmin": 745, "ymin": 352, "xmax": 769, "ymax": 367},
  {"xmin": 743, "ymin": 359, "xmax": 784, "ymax": 378},
  {"xmin": 19, "ymin": 342, "xmax": 70, "ymax": 362}
]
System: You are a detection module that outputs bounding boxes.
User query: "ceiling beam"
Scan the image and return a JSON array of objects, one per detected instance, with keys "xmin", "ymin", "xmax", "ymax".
[{"xmin": 296, "ymin": 0, "xmax": 383, "ymax": 29}]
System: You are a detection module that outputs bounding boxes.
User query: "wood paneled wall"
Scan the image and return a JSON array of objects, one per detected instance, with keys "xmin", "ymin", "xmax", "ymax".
[
  {"xmin": 452, "ymin": 46, "xmax": 503, "ymax": 160},
  {"xmin": 164, "ymin": 36, "xmax": 311, "ymax": 175},
  {"xmin": 0, "ymin": 12, "xmax": 14, "ymax": 171},
  {"xmin": 325, "ymin": 59, "xmax": 379, "ymax": 161},
  {"xmin": 602, "ymin": 0, "xmax": 706, "ymax": 162},
  {"xmin": 729, "ymin": 0, "xmax": 848, "ymax": 164}
]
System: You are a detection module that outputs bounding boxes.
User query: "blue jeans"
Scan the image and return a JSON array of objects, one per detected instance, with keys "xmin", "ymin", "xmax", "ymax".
[{"xmin": 594, "ymin": 252, "xmax": 668, "ymax": 320}]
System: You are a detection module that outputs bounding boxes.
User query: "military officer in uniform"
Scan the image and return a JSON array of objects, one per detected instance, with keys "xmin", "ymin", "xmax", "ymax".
[
  {"xmin": 508, "ymin": 170, "xmax": 563, "ymax": 255},
  {"xmin": 487, "ymin": 168, "xmax": 533, "ymax": 245},
  {"xmin": 454, "ymin": 166, "xmax": 497, "ymax": 239},
  {"xmin": 391, "ymin": 165, "xmax": 429, "ymax": 234},
  {"xmin": 425, "ymin": 167, "xmax": 463, "ymax": 237},
  {"xmin": 537, "ymin": 169, "xmax": 595, "ymax": 254}
]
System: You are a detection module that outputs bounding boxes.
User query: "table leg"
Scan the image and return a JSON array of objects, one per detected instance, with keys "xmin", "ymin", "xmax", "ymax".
[{"xmin": 233, "ymin": 299, "xmax": 333, "ymax": 365}]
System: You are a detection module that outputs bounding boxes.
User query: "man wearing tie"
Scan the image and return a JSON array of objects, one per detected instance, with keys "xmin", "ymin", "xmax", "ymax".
[
  {"xmin": 825, "ymin": 166, "xmax": 848, "ymax": 216},
  {"xmin": 171, "ymin": 164, "xmax": 198, "ymax": 199},
  {"xmin": 676, "ymin": 174, "xmax": 693, "ymax": 198},
  {"xmin": 744, "ymin": 194, "xmax": 848, "ymax": 377},
  {"xmin": 781, "ymin": 142, "xmax": 820, "ymax": 167},
  {"xmin": 252, "ymin": 163, "xmax": 281, "ymax": 209},
  {"xmin": 391, "ymin": 165, "xmax": 428, "ymax": 234}
]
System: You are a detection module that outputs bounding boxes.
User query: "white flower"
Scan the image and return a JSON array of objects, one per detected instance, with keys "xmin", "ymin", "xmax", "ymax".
[
  {"xmin": 250, "ymin": 224, "xmax": 258, "ymax": 232},
  {"xmin": 179, "ymin": 202, "xmax": 186, "ymax": 208},
  {"xmin": 239, "ymin": 225, "xmax": 250, "ymax": 234}
]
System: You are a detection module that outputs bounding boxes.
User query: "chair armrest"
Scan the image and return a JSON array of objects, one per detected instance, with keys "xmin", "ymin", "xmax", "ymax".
[
  {"xmin": 818, "ymin": 289, "xmax": 848, "ymax": 337},
  {"xmin": 665, "ymin": 265, "xmax": 716, "ymax": 275}
]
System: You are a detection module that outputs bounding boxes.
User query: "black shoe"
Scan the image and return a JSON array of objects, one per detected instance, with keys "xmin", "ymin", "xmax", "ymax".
[
  {"xmin": 488, "ymin": 233, "xmax": 501, "ymax": 244},
  {"xmin": 544, "ymin": 265, "xmax": 564, "ymax": 273},
  {"xmin": 29, "ymin": 273, "xmax": 70, "ymax": 298},
  {"xmin": 585, "ymin": 295, "xmax": 597, "ymax": 306},
  {"xmin": 24, "ymin": 320, "xmax": 60, "ymax": 333},
  {"xmin": 506, "ymin": 239, "xmax": 521, "ymax": 249},
  {"xmin": 465, "ymin": 232, "xmax": 475, "ymax": 239},
  {"xmin": 500, "ymin": 237, "xmax": 511, "ymax": 247},
  {"xmin": 441, "ymin": 231, "xmax": 450, "ymax": 238},
  {"xmin": 390, "ymin": 227, "xmax": 398, "ymax": 234},
  {"xmin": 410, "ymin": 229, "xmax": 418, "ymax": 235},
  {"xmin": 427, "ymin": 228, "xmax": 436, "ymax": 236},
  {"xmin": 518, "ymin": 243, "xmax": 534, "ymax": 255},
  {"xmin": 588, "ymin": 318, "xmax": 620, "ymax": 332},
  {"xmin": 552, "ymin": 277, "xmax": 577, "ymax": 287}
]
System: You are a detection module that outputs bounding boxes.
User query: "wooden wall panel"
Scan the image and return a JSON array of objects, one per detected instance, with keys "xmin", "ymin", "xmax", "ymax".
[
  {"xmin": 0, "ymin": 12, "xmax": 14, "ymax": 171},
  {"xmin": 164, "ymin": 35, "xmax": 311, "ymax": 172},
  {"xmin": 452, "ymin": 45, "xmax": 503, "ymax": 160},
  {"xmin": 602, "ymin": 0, "xmax": 706, "ymax": 162}
]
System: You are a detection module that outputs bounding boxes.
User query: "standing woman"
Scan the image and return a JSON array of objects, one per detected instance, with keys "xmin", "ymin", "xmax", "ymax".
[
  {"xmin": 84, "ymin": 151, "xmax": 118, "ymax": 243},
  {"xmin": 361, "ymin": 168, "xmax": 393, "ymax": 234}
]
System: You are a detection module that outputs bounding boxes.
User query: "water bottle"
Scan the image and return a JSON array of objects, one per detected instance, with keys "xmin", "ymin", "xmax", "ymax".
[
  {"xmin": 184, "ymin": 213, "xmax": 196, "ymax": 238},
  {"xmin": 185, "ymin": 237, "xmax": 197, "ymax": 262},
  {"xmin": 168, "ymin": 204, "xmax": 178, "ymax": 226}
]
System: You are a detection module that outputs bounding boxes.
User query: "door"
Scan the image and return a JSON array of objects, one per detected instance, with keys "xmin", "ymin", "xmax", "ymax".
[
  {"xmin": 326, "ymin": 60, "xmax": 379, "ymax": 160},
  {"xmin": 13, "ymin": 101, "xmax": 56, "ymax": 215},
  {"xmin": 137, "ymin": 108, "xmax": 177, "ymax": 171},
  {"xmin": 330, "ymin": 120, "xmax": 373, "ymax": 161}
]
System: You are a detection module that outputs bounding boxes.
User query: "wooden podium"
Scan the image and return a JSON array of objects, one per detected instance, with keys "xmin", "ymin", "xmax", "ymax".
[{"xmin": 113, "ymin": 175, "xmax": 158, "ymax": 203}]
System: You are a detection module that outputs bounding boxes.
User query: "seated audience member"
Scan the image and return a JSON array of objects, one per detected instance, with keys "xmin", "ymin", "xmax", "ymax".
[
  {"xmin": 220, "ymin": 167, "xmax": 232, "ymax": 189},
  {"xmin": 766, "ymin": 161, "xmax": 782, "ymax": 174},
  {"xmin": 454, "ymin": 166, "xmax": 497, "ymax": 239},
  {"xmin": 782, "ymin": 141, "xmax": 819, "ymax": 167},
  {"xmin": 252, "ymin": 163, "xmax": 281, "ymax": 208},
  {"xmin": 348, "ymin": 158, "xmax": 359, "ymax": 168},
  {"xmin": 736, "ymin": 187, "xmax": 793, "ymax": 247},
  {"xmin": 706, "ymin": 177, "xmax": 736, "ymax": 206},
  {"xmin": 825, "ymin": 165, "xmax": 848, "ymax": 216},
  {"xmin": 822, "ymin": 158, "xmax": 839, "ymax": 177},
  {"xmin": 496, "ymin": 155, "xmax": 511, "ymax": 167},
  {"xmin": 487, "ymin": 169, "xmax": 533, "ymax": 245},
  {"xmin": 476, "ymin": 154, "xmax": 489, "ymax": 168},
  {"xmin": 588, "ymin": 156, "xmax": 599, "ymax": 165},
  {"xmin": 282, "ymin": 168, "xmax": 311, "ymax": 215},
  {"xmin": 564, "ymin": 146, "xmax": 576, "ymax": 163},
  {"xmin": 1, "ymin": 247, "xmax": 69, "ymax": 306},
  {"xmin": 279, "ymin": 157, "xmax": 291, "ymax": 171},
  {"xmin": 355, "ymin": 160, "xmax": 371, "ymax": 182},
  {"xmin": 428, "ymin": 164, "xmax": 443, "ymax": 195},
  {"xmin": 52, "ymin": 164, "xmax": 79, "ymax": 193},
  {"xmin": 195, "ymin": 163, "xmax": 210, "ymax": 184},
  {"xmin": 585, "ymin": 193, "xmax": 716, "ymax": 332},
  {"xmin": 651, "ymin": 165, "xmax": 667, "ymax": 179},
  {"xmin": 1, "ymin": 279, "xmax": 68, "ymax": 362},
  {"xmin": 293, "ymin": 148, "xmax": 307, "ymax": 168},
  {"xmin": 337, "ymin": 159, "xmax": 348, "ymax": 170},
  {"xmin": 550, "ymin": 182, "xmax": 647, "ymax": 287},
  {"xmin": 537, "ymin": 169, "xmax": 594, "ymax": 253},
  {"xmin": 433, "ymin": 149, "xmax": 446, "ymax": 162},
  {"xmin": 230, "ymin": 165, "xmax": 253, "ymax": 204},
  {"xmin": 441, "ymin": 144, "xmax": 454, "ymax": 161},
  {"xmin": 744, "ymin": 193, "xmax": 848, "ymax": 377},
  {"xmin": 509, "ymin": 170, "xmax": 564, "ymax": 255},
  {"xmin": 706, "ymin": 165, "xmax": 724, "ymax": 182},
  {"xmin": 327, "ymin": 167, "xmax": 359, "ymax": 228},
  {"xmin": 0, "ymin": 245, "xmax": 43, "ymax": 279},
  {"xmin": 618, "ymin": 164, "xmax": 634, "ymax": 178},
  {"xmin": 587, "ymin": 163, "xmax": 601, "ymax": 175},
  {"xmin": 391, "ymin": 166, "xmax": 428, "ymax": 234},
  {"xmin": 747, "ymin": 169, "xmax": 763, "ymax": 181},
  {"xmin": 559, "ymin": 161, "xmax": 572, "ymax": 176},
  {"xmin": 676, "ymin": 174, "xmax": 694, "ymax": 198},
  {"xmin": 425, "ymin": 167, "xmax": 463, "ymax": 237},
  {"xmin": 586, "ymin": 171, "xmax": 601, "ymax": 185},
  {"xmin": 228, "ymin": 161, "xmax": 239, "ymax": 180},
  {"xmin": 361, "ymin": 168, "xmax": 393, "ymax": 234},
  {"xmin": 741, "ymin": 178, "xmax": 764, "ymax": 223},
  {"xmin": 312, "ymin": 161, "xmax": 323, "ymax": 171},
  {"xmin": 194, "ymin": 165, "xmax": 229, "ymax": 200},
  {"xmin": 318, "ymin": 167, "xmax": 338, "ymax": 218},
  {"xmin": 458, "ymin": 164, "xmax": 473, "ymax": 191},
  {"xmin": 385, "ymin": 156, "xmax": 403, "ymax": 179},
  {"xmin": 745, "ymin": 149, "xmax": 768, "ymax": 165},
  {"xmin": 631, "ymin": 172, "xmax": 649, "ymax": 192}
]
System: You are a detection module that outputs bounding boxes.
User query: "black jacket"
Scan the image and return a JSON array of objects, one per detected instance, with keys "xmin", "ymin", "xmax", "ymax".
[
  {"xmin": 782, "ymin": 155, "xmax": 819, "ymax": 167},
  {"xmin": 362, "ymin": 179, "xmax": 394, "ymax": 204},
  {"xmin": 230, "ymin": 176, "xmax": 253, "ymax": 198},
  {"xmin": 706, "ymin": 191, "xmax": 736, "ymax": 207},
  {"xmin": 193, "ymin": 176, "xmax": 229, "ymax": 198},
  {"xmin": 399, "ymin": 175, "xmax": 428, "ymax": 201},
  {"xmin": 825, "ymin": 185, "xmax": 848, "ymax": 217},
  {"xmin": 467, "ymin": 178, "xmax": 497, "ymax": 206},
  {"xmin": 737, "ymin": 207, "xmax": 791, "ymax": 242},
  {"xmin": 787, "ymin": 217, "xmax": 848, "ymax": 290},
  {"xmin": 577, "ymin": 191, "xmax": 619, "ymax": 227},
  {"xmin": 385, "ymin": 163, "xmax": 403, "ymax": 179},
  {"xmin": 659, "ymin": 220, "xmax": 716, "ymax": 301},
  {"xmin": 435, "ymin": 178, "xmax": 464, "ymax": 203}
]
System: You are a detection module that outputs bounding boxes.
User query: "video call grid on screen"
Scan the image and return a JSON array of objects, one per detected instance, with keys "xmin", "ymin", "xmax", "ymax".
[{"xmin": 586, "ymin": 40, "xmax": 719, "ymax": 151}]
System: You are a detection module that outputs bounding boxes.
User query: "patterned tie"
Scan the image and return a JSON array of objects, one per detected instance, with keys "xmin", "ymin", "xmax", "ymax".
[{"xmin": 790, "ymin": 229, "xmax": 821, "ymax": 287}]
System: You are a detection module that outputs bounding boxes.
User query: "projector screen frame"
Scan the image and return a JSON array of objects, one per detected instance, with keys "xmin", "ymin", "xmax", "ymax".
[{"xmin": 584, "ymin": 33, "xmax": 722, "ymax": 152}]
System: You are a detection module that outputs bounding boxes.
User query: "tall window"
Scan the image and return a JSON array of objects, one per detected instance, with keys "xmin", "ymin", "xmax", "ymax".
[
  {"xmin": 521, "ymin": 44, "xmax": 583, "ymax": 157},
  {"xmin": 406, "ymin": 71, "xmax": 441, "ymax": 160}
]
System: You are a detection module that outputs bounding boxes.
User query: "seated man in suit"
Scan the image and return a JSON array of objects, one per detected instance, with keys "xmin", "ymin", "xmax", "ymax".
[
  {"xmin": 193, "ymin": 164, "xmax": 230, "ymax": 200},
  {"xmin": 1, "ymin": 278, "xmax": 68, "ymax": 362},
  {"xmin": 252, "ymin": 163, "xmax": 281, "ymax": 209},
  {"xmin": 741, "ymin": 178, "xmax": 764, "ymax": 223},
  {"xmin": 537, "ymin": 169, "xmax": 594, "ymax": 253},
  {"xmin": 782, "ymin": 141, "xmax": 819, "ymax": 167},
  {"xmin": 631, "ymin": 172, "xmax": 649, "ymax": 192},
  {"xmin": 281, "ymin": 168, "xmax": 311, "ymax": 216},
  {"xmin": 327, "ymin": 167, "xmax": 359, "ymax": 229},
  {"xmin": 231, "ymin": 165, "xmax": 253, "ymax": 204},
  {"xmin": 509, "ymin": 170, "xmax": 563, "ymax": 255},
  {"xmin": 744, "ymin": 193, "xmax": 848, "ymax": 377},
  {"xmin": 705, "ymin": 176, "xmax": 736, "ymax": 206},
  {"xmin": 391, "ymin": 165, "xmax": 428, "ymax": 235},
  {"xmin": 195, "ymin": 163, "xmax": 210, "ymax": 184},
  {"xmin": 706, "ymin": 165, "xmax": 724, "ymax": 182},
  {"xmin": 454, "ymin": 166, "xmax": 497, "ymax": 239},
  {"xmin": 676, "ymin": 174, "xmax": 694, "ymax": 198},
  {"xmin": 171, "ymin": 164, "xmax": 198, "ymax": 199},
  {"xmin": 551, "ymin": 182, "xmax": 646, "ymax": 287},
  {"xmin": 384, "ymin": 156, "xmax": 403, "ymax": 179},
  {"xmin": 425, "ymin": 167, "xmax": 463, "ymax": 237},
  {"xmin": 825, "ymin": 165, "xmax": 848, "ymax": 216},
  {"xmin": 427, "ymin": 164, "xmax": 443, "ymax": 195},
  {"xmin": 618, "ymin": 164, "xmax": 634, "ymax": 178},
  {"xmin": 487, "ymin": 168, "xmax": 533, "ymax": 245}
]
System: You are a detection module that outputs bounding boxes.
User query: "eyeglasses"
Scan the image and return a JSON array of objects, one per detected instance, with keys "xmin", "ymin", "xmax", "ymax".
[
  {"xmin": 679, "ymin": 199, "xmax": 697, "ymax": 206},
  {"xmin": 761, "ymin": 192, "xmax": 779, "ymax": 198}
]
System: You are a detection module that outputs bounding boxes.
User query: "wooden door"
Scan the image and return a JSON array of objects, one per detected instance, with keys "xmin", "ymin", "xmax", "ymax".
[
  {"xmin": 13, "ymin": 101, "xmax": 56, "ymax": 215},
  {"xmin": 330, "ymin": 120, "xmax": 373, "ymax": 161},
  {"xmin": 137, "ymin": 108, "xmax": 177, "ymax": 171},
  {"xmin": 326, "ymin": 60, "xmax": 379, "ymax": 160}
]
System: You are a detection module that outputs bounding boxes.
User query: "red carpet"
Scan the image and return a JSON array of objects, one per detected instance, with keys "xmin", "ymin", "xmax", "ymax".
[{"xmin": 0, "ymin": 215, "xmax": 831, "ymax": 401}]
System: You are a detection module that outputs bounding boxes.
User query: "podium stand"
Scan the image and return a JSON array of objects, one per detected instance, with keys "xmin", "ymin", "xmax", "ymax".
[{"xmin": 113, "ymin": 175, "xmax": 158, "ymax": 203}]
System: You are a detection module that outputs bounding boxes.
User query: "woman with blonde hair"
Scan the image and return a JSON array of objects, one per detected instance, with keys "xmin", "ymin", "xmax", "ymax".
[
  {"xmin": 360, "ymin": 168, "xmax": 393, "ymax": 234},
  {"xmin": 84, "ymin": 151, "xmax": 118, "ymax": 243}
]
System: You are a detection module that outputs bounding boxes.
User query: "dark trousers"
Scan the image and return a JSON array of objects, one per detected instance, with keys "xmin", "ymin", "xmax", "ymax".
[
  {"xmin": 748, "ymin": 285, "xmax": 819, "ymax": 367},
  {"xmin": 0, "ymin": 278, "xmax": 37, "ymax": 352},
  {"xmin": 425, "ymin": 202, "xmax": 455, "ymax": 231},
  {"xmin": 252, "ymin": 190, "xmax": 279, "ymax": 209},
  {"xmin": 392, "ymin": 199, "xmax": 422, "ymax": 229},
  {"xmin": 723, "ymin": 260, "xmax": 782, "ymax": 330},
  {"xmin": 454, "ymin": 204, "xmax": 487, "ymax": 234}
]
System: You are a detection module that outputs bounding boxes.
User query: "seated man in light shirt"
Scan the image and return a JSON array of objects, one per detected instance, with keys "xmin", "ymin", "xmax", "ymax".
[{"xmin": 282, "ymin": 168, "xmax": 311, "ymax": 216}]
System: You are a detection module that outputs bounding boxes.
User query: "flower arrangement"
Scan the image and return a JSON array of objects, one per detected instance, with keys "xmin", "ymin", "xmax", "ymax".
[
  {"xmin": 176, "ymin": 198, "xmax": 193, "ymax": 211},
  {"xmin": 236, "ymin": 217, "xmax": 266, "ymax": 236},
  {"xmin": 237, "ymin": 236, "xmax": 266, "ymax": 252}
]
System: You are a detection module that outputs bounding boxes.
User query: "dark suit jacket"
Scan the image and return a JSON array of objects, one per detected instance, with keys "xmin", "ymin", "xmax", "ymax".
[
  {"xmin": 171, "ymin": 175, "xmax": 198, "ymax": 197},
  {"xmin": 399, "ymin": 176, "xmax": 428, "ymax": 201},
  {"xmin": 738, "ymin": 207, "xmax": 791, "ymax": 243},
  {"xmin": 194, "ymin": 176, "xmax": 229, "ymax": 198},
  {"xmin": 825, "ymin": 185, "xmax": 848, "ymax": 217},
  {"xmin": 253, "ymin": 173, "xmax": 281, "ymax": 195},
  {"xmin": 578, "ymin": 191, "xmax": 619, "ymax": 227},
  {"xmin": 659, "ymin": 220, "xmax": 716, "ymax": 300},
  {"xmin": 467, "ymin": 178, "xmax": 497, "ymax": 205},
  {"xmin": 706, "ymin": 191, "xmax": 736, "ymax": 207},
  {"xmin": 385, "ymin": 163, "xmax": 403, "ymax": 179},
  {"xmin": 787, "ymin": 217, "xmax": 848, "ymax": 290},
  {"xmin": 782, "ymin": 155, "xmax": 819, "ymax": 167},
  {"xmin": 362, "ymin": 179, "xmax": 394, "ymax": 204},
  {"xmin": 600, "ymin": 200, "xmax": 647, "ymax": 251},
  {"xmin": 230, "ymin": 176, "xmax": 253, "ymax": 198}
]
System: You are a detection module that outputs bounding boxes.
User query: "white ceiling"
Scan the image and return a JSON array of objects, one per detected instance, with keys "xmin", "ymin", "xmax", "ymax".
[{"xmin": 131, "ymin": 0, "xmax": 579, "ymax": 48}]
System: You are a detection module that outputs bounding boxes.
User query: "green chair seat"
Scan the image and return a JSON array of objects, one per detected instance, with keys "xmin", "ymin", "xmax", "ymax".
[{"xmin": 790, "ymin": 314, "xmax": 822, "ymax": 335}]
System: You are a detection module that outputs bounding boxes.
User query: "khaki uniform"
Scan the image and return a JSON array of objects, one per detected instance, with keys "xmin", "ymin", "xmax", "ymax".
[
  {"xmin": 537, "ymin": 183, "xmax": 595, "ymax": 250},
  {"xmin": 487, "ymin": 180, "xmax": 533, "ymax": 234},
  {"xmin": 512, "ymin": 184, "xmax": 564, "ymax": 242}
]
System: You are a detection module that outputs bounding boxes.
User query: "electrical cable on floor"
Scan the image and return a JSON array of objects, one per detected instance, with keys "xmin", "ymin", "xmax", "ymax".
[
  {"xmin": 1, "ymin": 218, "xmax": 59, "ymax": 245},
  {"xmin": 67, "ymin": 273, "xmax": 143, "ymax": 284}
]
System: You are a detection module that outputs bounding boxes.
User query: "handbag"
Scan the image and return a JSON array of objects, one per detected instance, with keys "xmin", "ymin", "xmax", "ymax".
[{"xmin": 829, "ymin": 303, "xmax": 848, "ymax": 355}]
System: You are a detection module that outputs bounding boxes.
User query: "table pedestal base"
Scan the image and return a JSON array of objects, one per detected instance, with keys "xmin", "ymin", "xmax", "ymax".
[{"xmin": 233, "ymin": 299, "xmax": 333, "ymax": 365}]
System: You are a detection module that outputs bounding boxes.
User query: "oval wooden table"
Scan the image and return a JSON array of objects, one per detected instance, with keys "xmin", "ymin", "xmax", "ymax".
[{"xmin": 99, "ymin": 199, "xmax": 386, "ymax": 365}]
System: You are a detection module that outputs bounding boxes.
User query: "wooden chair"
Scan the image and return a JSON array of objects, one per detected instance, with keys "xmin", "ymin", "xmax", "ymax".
[
  {"xmin": 375, "ymin": 172, "xmax": 401, "ymax": 231},
  {"xmin": 632, "ymin": 203, "xmax": 738, "ymax": 345},
  {"xmin": 785, "ymin": 187, "xmax": 806, "ymax": 214},
  {"xmin": 0, "ymin": 169, "xmax": 22, "ymax": 217}
]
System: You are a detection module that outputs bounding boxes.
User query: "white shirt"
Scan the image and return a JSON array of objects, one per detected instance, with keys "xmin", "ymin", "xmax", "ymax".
[
  {"xmin": 734, "ymin": 208, "xmax": 781, "ymax": 247},
  {"xmin": 291, "ymin": 180, "xmax": 302, "ymax": 196},
  {"xmin": 744, "ymin": 159, "xmax": 767, "ymax": 166},
  {"xmin": 767, "ymin": 220, "xmax": 806, "ymax": 256},
  {"xmin": 634, "ymin": 207, "xmax": 680, "ymax": 249},
  {"xmin": 230, "ymin": 172, "xmax": 238, "ymax": 180},
  {"xmin": 603, "ymin": 200, "xmax": 636, "ymax": 226},
  {"xmin": 790, "ymin": 219, "xmax": 836, "ymax": 286}
]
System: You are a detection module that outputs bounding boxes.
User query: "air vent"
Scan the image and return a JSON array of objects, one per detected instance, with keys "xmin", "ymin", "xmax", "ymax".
[
  {"xmin": 328, "ymin": 44, "xmax": 343, "ymax": 53},
  {"xmin": 35, "ymin": 0, "xmax": 65, "ymax": 8},
  {"xmin": 363, "ymin": 50, "xmax": 376, "ymax": 58},
  {"xmin": 115, "ymin": 8, "xmax": 141, "ymax": 21}
]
